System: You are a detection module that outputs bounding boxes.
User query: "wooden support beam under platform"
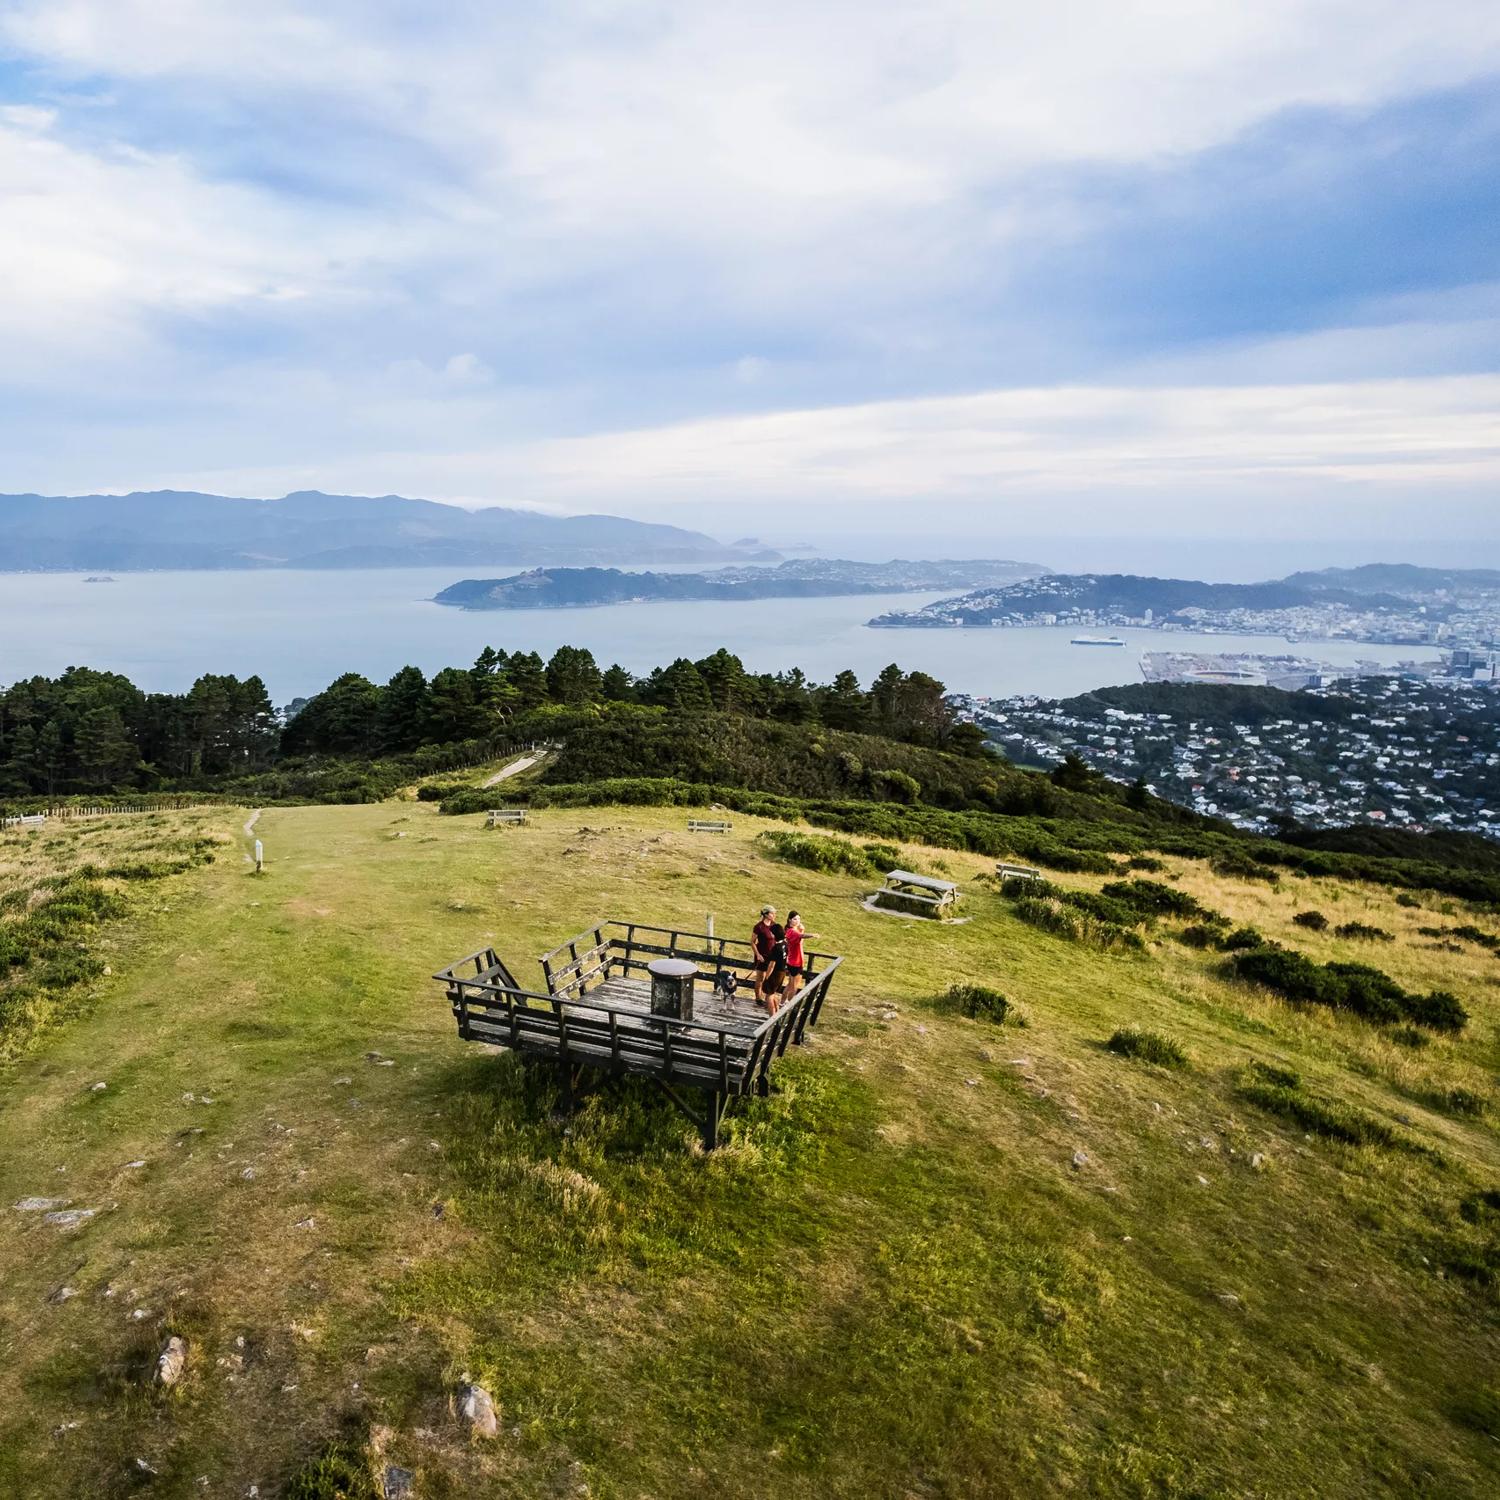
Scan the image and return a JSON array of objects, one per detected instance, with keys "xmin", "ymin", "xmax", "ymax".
[{"xmin": 433, "ymin": 920, "xmax": 843, "ymax": 1149}]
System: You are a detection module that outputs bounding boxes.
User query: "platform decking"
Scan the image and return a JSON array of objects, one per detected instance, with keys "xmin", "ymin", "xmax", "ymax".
[{"xmin": 433, "ymin": 919, "xmax": 842, "ymax": 1148}]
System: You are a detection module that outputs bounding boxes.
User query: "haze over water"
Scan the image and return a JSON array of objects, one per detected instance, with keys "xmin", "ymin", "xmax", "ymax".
[{"xmin": 0, "ymin": 570, "xmax": 1438, "ymax": 705}]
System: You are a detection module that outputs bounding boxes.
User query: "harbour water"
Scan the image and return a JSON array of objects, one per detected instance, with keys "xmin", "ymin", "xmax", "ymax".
[{"xmin": 0, "ymin": 569, "xmax": 1441, "ymax": 703}]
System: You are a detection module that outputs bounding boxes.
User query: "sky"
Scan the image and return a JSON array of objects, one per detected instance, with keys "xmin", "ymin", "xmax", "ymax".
[{"xmin": 2, "ymin": 1, "xmax": 1499, "ymax": 563}]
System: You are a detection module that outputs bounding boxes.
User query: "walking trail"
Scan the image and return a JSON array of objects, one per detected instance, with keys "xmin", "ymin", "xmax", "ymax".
[{"xmin": 481, "ymin": 754, "xmax": 540, "ymax": 788}]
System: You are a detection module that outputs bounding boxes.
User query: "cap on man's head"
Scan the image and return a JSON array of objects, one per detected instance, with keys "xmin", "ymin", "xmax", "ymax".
[{"xmin": 760, "ymin": 904, "xmax": 774, "ymax": 916}]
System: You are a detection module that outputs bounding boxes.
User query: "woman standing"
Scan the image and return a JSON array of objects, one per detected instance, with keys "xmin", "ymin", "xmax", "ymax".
[{"xmin": 782, "ymin": 911, "xmax": 819, "ymax": 1004}]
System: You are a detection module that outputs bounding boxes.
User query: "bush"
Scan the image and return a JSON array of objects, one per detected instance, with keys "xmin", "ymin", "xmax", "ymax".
[
  {"xmin": 1239, "ymin": 1079, "xmax": 1400, "ymax": 1149},
  {"xmin": 1403, "ymin": 988, "xmax": 1468, "ymax": 1034},
  {"xmin": 1177, "ymin": 923, "xmax": 1220, "ymax": 949},
  {"xmin": 416, "ymin": 781, "xmax": 467, "ymax": 802},
  {"xmin": 285, "ymin": 1440, "xmax": 378, "ymax": 1500},
  {"xmin": 1100, "ymin": 878, "xmax": 1207, "ymax": 919},
  {"xmin": 1293, "ymin": 910, "xmax": 1329, "ymax": 931},
  {"xmin": 1105, "ymin": 1028, "xmax": 1188, "ymax": 1068},
  {"xmin": 1425, "ymin": 1088, "xmax": 1485, "ymax": 1118},
  {"xmin": 1218, "ymin": 926, "xmax": 1265, "ymax": 952},
  {"xmin": 1389, "ymin": 1025, "xmax": 1431, "ymax": 1049},
  {"xmin": 942, "ymin": 984, "xmax": 1019, "ymax": 1025},
  {"xmin": 1335, "ymin": 920, "xmax": 1394, "ymax": 942},
  {"xmin": 1250, "ymin": 1060, "xmax": 1301, "ymax": 1090},
  {"xmin": 754, "ymin": 829, "xmax": 878, "ymax": 877},
  {"xmin": 1229, "ymin": 948, "xmax": 1468, "ymax": 1033},
  {"xmin": 1125, "ymin": 855, "xmax": 1165, "ymax": 872},
  {"xmin": 1395, "ymin": 892, "xmax": 1421, "ymax": 908}
]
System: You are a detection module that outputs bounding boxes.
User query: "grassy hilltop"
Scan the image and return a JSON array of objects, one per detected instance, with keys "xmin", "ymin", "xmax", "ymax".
[{"xmin": 0, "ymin": 796, "xmax": 1497, "ymax": 1498}]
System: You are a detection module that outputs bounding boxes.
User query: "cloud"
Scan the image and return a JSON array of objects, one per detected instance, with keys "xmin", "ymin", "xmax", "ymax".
[{"xmin": 0, "ymin": 1, "xmax": 1497, "ymax": 537}]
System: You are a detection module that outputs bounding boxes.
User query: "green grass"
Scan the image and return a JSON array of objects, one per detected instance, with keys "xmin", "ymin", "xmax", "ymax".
[{"xmin": 0, "ymin": 803, "xmax": 1497, "ymax": 1498}]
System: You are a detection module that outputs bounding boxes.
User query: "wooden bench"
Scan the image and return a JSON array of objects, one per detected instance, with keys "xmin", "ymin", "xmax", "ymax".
[
  {"xmin": 872, "ymin": 868, "xmax": 959, "ymax": 918},
  {"xmin": 486, "ymin": 808, "xmax": 528, "ymax": 827},
  {"xmin": 687, "ymin": 819, "xmax": 732, "ymax": 833},
  {"xmin": 996, "ymin": 862, "xmax": 1042, "ymax": 882}
]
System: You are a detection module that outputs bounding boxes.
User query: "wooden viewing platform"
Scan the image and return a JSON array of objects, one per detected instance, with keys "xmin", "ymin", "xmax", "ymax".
[{"xmin": 433, "ymin": 920, "xmax": 843, "ymax": 1149}]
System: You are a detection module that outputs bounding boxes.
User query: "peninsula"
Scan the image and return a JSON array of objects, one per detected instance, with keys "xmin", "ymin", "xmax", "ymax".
[
  {"xmin": 868, "ymin": 568, "xmax": 1500, "ymax": 648},
  {"xmin": 432, "ymin": 557, "xmax": 1050, "ymax": 610}
]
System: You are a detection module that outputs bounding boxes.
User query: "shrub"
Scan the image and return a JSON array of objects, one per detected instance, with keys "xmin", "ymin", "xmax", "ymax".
[
  {"xmin": 1335, "ymin": 920, "xmax": 1394, "ymax": 942},
  {"xmin": 1389, "ymin": 1025, "xmax": 1430, "ymax": 1049},
  {"xmin": 1177, "ymin": 923, "xmax": 1219, "ymax": 949},
  {"xmin": 416, "ymin": 782, "xmax": 467, "ymax": 802},
  {"xmin": 1425, "ymin": 1088, "xmax": 1485, "ymax": 1118},
  {"xmin": 1057, "ymin": 889, "xmax": 1141, "ymax": 927},
  {"xmin": 1239, "ymin": 1080, "xmax": 1400, "ymax": 1149},
  {"xmin": 1403, "ymin": 988, "xmax": 1468, "ymax": 1034},
  {"xmin": 1105, "ymin": 1028, "xmax": 1188, "ymax": 1068},
  {"xmin": 942, "ymin": 984, "xmax": 1019, "ymax": 1025},
  {"xmin": 285, "ymin": 1440, "xmax": 378, "ymax": 1500},
  {"xmin": 1293, "ymin": 910, "xmax": 1329, "ymax": 931},
  {"xmin": 1229, "ymin": 949, "xmax": 1467, "ymax": 1033},
  {"xmin": 1100, "ymin": 878, "xmax": 1207, "ymax": 919},
  {"xmin": 1011, "ymin": 896, "xmax": 1082, "ymax": 942},
  {"xmin": 1395, "ymin": 892, "xmax": 1421, "ymax": 908},
  {"xmin": 1250, "ymin": 1060, "xmax": 1301, "ymax": 1090},
  {"xmin": 754, "ymin": 830, "xmax": 878, "ymax": 877},
  {"xmin": 1125, "ymin": 855, "xmax": 1165, "ymax": 872},
  {"xmin": 1218, "ymin": 926, "xmax": 1265, "ymax": 952}
]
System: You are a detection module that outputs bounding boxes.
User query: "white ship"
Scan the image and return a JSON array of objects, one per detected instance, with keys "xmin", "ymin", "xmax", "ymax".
[{"xmin": 1070, "ymin": 634, "xmax": 1126, "ymax": 646}]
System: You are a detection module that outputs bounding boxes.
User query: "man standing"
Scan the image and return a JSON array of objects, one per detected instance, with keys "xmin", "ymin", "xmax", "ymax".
[{"xmin": 752, "ymin": 904, "xmax": 777, "ymax": 1007}]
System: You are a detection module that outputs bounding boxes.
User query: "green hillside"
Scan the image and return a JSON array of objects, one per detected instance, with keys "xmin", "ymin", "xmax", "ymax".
[{"xmin": 1, "ymin": 798, "xmax": 1497, "ymax": 1497}]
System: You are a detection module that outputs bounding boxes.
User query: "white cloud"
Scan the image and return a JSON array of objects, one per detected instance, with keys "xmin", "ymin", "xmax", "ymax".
[
  {"xmin": 136, "ymin": 374, "xmax": 1499, "ymax": 533},
  {"xmin": 1, "ymin": 0, "xmax": 1498, "ymax": 532}
]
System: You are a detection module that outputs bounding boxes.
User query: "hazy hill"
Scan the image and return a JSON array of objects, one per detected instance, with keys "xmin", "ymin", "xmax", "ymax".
[
  {"xmin": 1280, "ymin": 563, "xmax": 1500, "ymax": 596},
  {"xmin": 433, "ymin": 557, "xmax": 1050, "ymax": 609},
  {"xmin": 0, "ymin": 490, "xmax": 764, "ymax": 570}
]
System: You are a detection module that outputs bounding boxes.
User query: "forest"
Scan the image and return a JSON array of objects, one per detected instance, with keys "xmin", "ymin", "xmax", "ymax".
[{"xmin": 0, "ymin": 648, "xmax": 977, "ymax": 797}]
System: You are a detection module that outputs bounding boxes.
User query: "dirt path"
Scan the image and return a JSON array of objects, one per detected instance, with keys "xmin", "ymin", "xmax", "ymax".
[{"xmin": 481, "ymin": 754, "xmax": 539, "ymax": 788}]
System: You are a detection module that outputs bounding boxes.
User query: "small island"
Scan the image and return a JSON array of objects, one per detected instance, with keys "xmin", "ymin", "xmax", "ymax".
[{"xmin": 432, "ymin": 557, "xmax": 1050, "ymax": 610}]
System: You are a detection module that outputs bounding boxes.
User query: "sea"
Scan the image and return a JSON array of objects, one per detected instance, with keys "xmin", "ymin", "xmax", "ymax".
[{"xmin": 0, "ymin": 568, "xmax": 1441, "ymax": 705}]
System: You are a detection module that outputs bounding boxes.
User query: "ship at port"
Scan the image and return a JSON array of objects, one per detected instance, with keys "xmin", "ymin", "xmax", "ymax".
[{"xmin": 1070, "ymin": 633, "xmax": 1127, "ymax": 646}]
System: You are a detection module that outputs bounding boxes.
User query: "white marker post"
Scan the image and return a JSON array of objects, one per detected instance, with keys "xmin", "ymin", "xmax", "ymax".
[{"xmin": 254, "ymin": 839, "xmax": 264, "ymax": 874}]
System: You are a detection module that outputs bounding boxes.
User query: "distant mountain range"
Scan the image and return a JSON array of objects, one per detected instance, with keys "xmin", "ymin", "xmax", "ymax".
[
  {"xmin": 1279, "ymin": 564, "xmax": 1500, "ymax": 596},
  {"xmin": 0, "ymin": 490, "xmax": 767, "ymax": 570},
  {"xmin": 433, "ymin": 558, "xmax": 1051, "ymax": 610}
]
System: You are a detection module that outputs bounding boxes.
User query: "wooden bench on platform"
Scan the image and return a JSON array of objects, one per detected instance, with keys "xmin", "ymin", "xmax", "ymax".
[
  {"xmin": 872, "ymin": 868, "xmax": 959, "ymax": 918},
  {"xmin": 486, "ymin": 808, "xmax": 528, "ymax": 827},
  {"xmin": 996, "ymin": 862, "xmax": 1042, "ymax": 882},
  {"xmin": 433, "ymin": 919, "xmax": 842, "ymax": 1149},
  {"xmin": 687, "ymin": 819, "xmax": 732, "ymax": 833}
]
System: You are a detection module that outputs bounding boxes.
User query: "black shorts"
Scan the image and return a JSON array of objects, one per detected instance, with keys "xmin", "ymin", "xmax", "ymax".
[{"xmin": 786, "ymin": 965, "xmax": 805, "ymax": 977}]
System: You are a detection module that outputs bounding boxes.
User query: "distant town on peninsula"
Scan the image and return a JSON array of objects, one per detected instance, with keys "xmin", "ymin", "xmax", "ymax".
[
  {"xmin": 432, "ymin": 558, "xmax": 1050, "ymax": 609},
  {"xmin": 869, "ymin": 565, "xmax": 1500, "ymax": 648}
]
